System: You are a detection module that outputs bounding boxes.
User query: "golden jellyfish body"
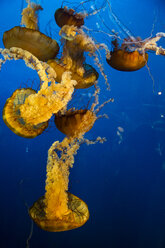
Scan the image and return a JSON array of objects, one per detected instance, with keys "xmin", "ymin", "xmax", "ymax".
[
  {"xmin": 55, "ymin": 108, "xmax": 97, "ymax": 137},
  {"xmin": 3, "ymin": 27, "xmax": 59, "ymax": 62},
  {"xmin": 29, "ymin": 192, "xmax": 89, "ymax": 232},
  {"xmin": 106, "ymin": 39, "xmax": 148, "ymax": 71},
  {"xmin": 107, "ymin": 49, "xmax": 148, "ymax": 71},
  {"xmin": 3, "ymin": 88, "xmax": 48, "ymax": 138},
  {"xmin": 29, "ymin": 107, "xmax": 98, "ymax": 231},
  {"xmin": 47, "ymin": 59, "xmax": 98, "ymax": 89},
  {"xmin": 55, "ymin": 7, "xmax": 85, "ymax": 28},
  {"xmin": 3, "ymin": 2, "xmax": 59, "ymax": 61},
  {"xmin": 29, "ymin": 136, "xmax": 90, "ymax": 231}
]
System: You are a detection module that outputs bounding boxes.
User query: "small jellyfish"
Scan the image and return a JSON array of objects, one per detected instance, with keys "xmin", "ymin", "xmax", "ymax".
[
  {"xmin": 3, "ymin": 1, "xmax": 59, "ymax": 61},
  {"xmin": 102, "ymin": 2, "xmax": 165, "ymax": 71},
  {"xmin": 3, "ymin": 88, "xmax": 48, "ymax": 138},
  {"xmin": 55, "ymin": 108, "xmax": 96, "ymax": 137},
  {"xmin": 55, "ymin": 6, "xmax": 85, "ymax": 28},
  {"xmin": 106, "ymin": 38, "xmax": 148, "ymax": 71}
]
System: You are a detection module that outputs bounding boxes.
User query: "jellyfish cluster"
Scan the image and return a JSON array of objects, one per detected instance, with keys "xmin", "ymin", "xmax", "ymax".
[{"xmin": 0, "ymin": 0, "xmax": 165, "ymax": 236}]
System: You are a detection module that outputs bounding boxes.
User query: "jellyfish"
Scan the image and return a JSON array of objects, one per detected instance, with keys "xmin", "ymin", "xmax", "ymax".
[
  {"xmin": 29, "ymin": 136, "xmax": 90, "ymax": 231},
  {"xmin": 29, "ymin": 107, "xmax": 98, "ymax": 231},
  {"xmin": 91, "ymin": 0, "xmax": 165, "ymax": 72},
  {"xmin": 55, "ymin": 6, "xmax": 85, "ymax": 28},
  {"xmin": 3, "ymin": 0, "xmax": 59, "ymax": 61},
  {"xmin": 3, "ymin": 88, "xmax": 48, "ymax": 138},
  {"xmin": 106, "ymin": 32, "xmax": 165, "ymax": 71},
  {"xmin": 106, "ymin": 38, "xmax": 148, "ymax": 71},
  {"xmin": 28, "ymin": 93, "xmax": 111, "ymax": 231},
  {"xmin": 55, "ymin": 108, "xmax": 96, "ymax": 137}
]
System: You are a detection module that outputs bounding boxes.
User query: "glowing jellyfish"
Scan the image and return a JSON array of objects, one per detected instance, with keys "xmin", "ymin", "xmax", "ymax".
[
  {"xmin": 28, "ymin": 89, "xmax": 114, "ymax": 231},
  {"xmin": 106, "ymin": 39, "xmax": 148, "ymax": 71},
  {"xmin": 3, "ymin": 1, "xmax": 59, "ymax": 61},
  {"xmin": 29, "ymin": 192, "xmax": 89, "ymax": 232},
  {"xmin": 29, "ymin": 113, "xmax": 96, "ymax": 231},
  {"xmin": 3, "ymin": 88, "xmax": 48, "ymax": 138},
  {"xmin": 55, "ymin": 7, "xmax": 85, "ymax": 28}
]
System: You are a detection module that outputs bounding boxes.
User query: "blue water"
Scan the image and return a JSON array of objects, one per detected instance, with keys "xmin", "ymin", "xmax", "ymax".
[{"xmin": 0, "ymin": 0, "xmax": 165, "ymax": 247}]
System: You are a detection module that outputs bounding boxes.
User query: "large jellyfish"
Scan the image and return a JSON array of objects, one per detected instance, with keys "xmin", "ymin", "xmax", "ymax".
[
  {"xmin": 2, "ymin": 88, "xmax": 48, "ymax": 138},
  {"xmin": 28, "ymin": 93, "xmax": 112, "ymax": 231},
  {"xmin": 3, "ymin": 0, "xmax": 59, "ymax": 61},
  {"xmin": 29, "ymin": 137, "xmax": 90, "ymax": 232},
  {"xmin": 55, "ymin": 6, "xmax": 85, "ymax": 28},
  {"xmin": 29, "ymin": 108, "xmax": 96, "ymax": 231}
]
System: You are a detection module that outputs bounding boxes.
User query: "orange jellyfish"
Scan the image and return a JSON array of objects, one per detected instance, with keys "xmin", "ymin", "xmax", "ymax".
[
  {"xmin": 29, "ymin": 137, "xmax": 90, "ymax": 232},
  {"xmin": 29, "ymin": 108, "xmax": 98, "ymax": 231},
  {"xmin": 55, "ymin": 6, "xmax": 85, "ymax": 28},
  {"xmin": 3, "ymin": 88, "xmax": 48, "ymax": 138},
  {"xmin": 28, "ymin": 90, "xmax": 115, "ymax": 231},
  {"xmin": 55, "ymin": 108, "xmax": 96, "ymax": 137},
  {"xmin": 3, "ymin": 1, "xmax": 59, "ymax": 61},
  {"xmin": 29, "ymin": 191, "xmax": 89, "ymax": 232},
  {"xmin": 106, "ymin": 38, "xmax": 148, "ymax": 71},
  {"xmin": 94, "ymin": 1, "xmax": 151, "ymax": 71},
  {"xmin": 28, "ymin": 92, "xmax": 113, "ymax": 232}
]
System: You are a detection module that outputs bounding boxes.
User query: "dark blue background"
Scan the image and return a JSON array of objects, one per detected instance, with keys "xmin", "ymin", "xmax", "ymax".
[{"xmin": 0, "ymin": 0, "xmax": 165, "ymax": 247}]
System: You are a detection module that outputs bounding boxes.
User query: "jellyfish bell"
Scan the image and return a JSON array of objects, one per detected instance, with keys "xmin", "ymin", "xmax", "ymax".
[
  {"xmin": 3, "ymin": 26, "xmax": 59, "ymax": 62},
  {"xmin": 96, "ymin": 2, "xmax": 149, "ymax": 71},
  {"xmin": 55, "ymin": 108, "xmax": 97, "ymax": 137},
  {"xmin": 3, "ymin": 88, "xmax": 48, "ymax": 138},
  {"xmin": 106, "ymin": 39, "xmax": 148, "ymax": 71},
  {"xmin": 3, "ymin": 1, "xmax": 59, "ymax": 61},
  {"xmin": 47, "ymin": 59, "xmax": 98, "ymax": 89},
  {"xmin": 107, "ymin": 49, "xmax": 148, "ymax": 72},
  {"xmin": 29, "ymin": 192, "xmax": 89, "ymax": 232},
  {"xmin": 55, "ymin": 7, "xmax": 85, "ymax": 28}
]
